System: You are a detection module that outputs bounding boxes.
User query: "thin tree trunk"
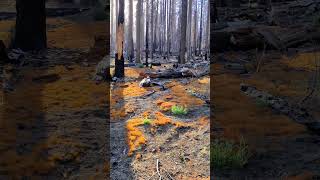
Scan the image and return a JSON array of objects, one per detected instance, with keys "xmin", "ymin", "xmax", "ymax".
[
  {"xmin": 153, "ymin": 0, "xmax": 158, "ymax": 53},
  {"xmin": 115, "ymin": 0, "xmax": 125, "ymax": 78},
  {"xmin": 193, "ymin": 1, "xmax": 198, "ymax": 56},
  {"xmin": 198, "ymin": 0, "xmax": 204, "ymax": 56},
  {"xmin": 14, "ymin": 0, "xmax": 47, "ymax": 51},
  {"xmin": 179, "ymin": 0, "xmax": 188, "ymax": 64},
  {"xmin": 187, "ymin": 0, "xmax": 193, "ymax": 59},
  {"xmin": 136, "ymin": 0, "xmax": 142, "ymax": 63},
  {"xmin": 150, "ymin": 0, "xmax": 154, "ymax": 59},
  {"xmin": 145, "ymin": 0, "xmax": 149, "ymax": 67},
  {"xmin": 206, "ymin": 0, "xmax": 210, "ymax": 60},
  {"xmin": 128, "ymin": 0, "xmax": 134, "ymax": 61},
  {"xmin": 166, "ymin": 0, "xmax": 170, "ymax": 60}
]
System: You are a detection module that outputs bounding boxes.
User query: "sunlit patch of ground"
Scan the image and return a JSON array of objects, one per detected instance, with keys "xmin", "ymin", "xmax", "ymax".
[
  {"xmin": 126, "ymin": 111, "xmax": 189, "ymax": 156},
  {"xmin": 0, "ymin": 20, "xmax": 14, "ymax": 47},
  {"xmin": 283, "ymin": 52, "xmax": 320, "ymax": 71},
  {"xmin": 47, "ymin": 18, "xmax": 107, "ymax": 49},
  {"xmin": 0, "ymin": 16, "xmax": 108, "ymax": 178},
  {"xmin": 1, "ymin": 65, "xmax": 107, "ymax": 113},
  {"xmin": 165, "ymin": 80, "xmax": 205, "ymax": 107}
]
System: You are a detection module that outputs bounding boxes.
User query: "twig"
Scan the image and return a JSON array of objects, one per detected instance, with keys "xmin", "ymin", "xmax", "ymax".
[
  {"xmin": 142, "ymin": 90, "xmax": 156, "ymax": 98},
  {"xmin": 156, "ymin": 159, "xmax": 162, "ymax": 180}
]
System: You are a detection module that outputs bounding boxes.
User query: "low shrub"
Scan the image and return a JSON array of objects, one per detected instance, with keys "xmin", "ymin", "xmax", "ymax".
[
  {"xmin": 171, "ymin": 105, "xmax": 188, "ymax": 115},
  {"xmin": 211, "ymin": 138, "xmax": 250, "ymax": 169}
]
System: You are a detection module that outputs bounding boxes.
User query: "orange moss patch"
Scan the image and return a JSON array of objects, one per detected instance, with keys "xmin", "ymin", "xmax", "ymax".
[
  {"xmin": 158, "ymin": 101, "xmax": 177, "ymax": 111},
  {"xmin": 110, "ymin": 102, "xmax": 136, "ymax": 122},
  {"xmin": 0, "ymin": 135, "xmax": 85, "ymax": 178},
  {"xmin": 112, "ymin": 82, "xmax": 150, "ymax": 98},
  {"xmin": 0, "ymin": 65, "xmax": 107, "ymax": 114},
  {"xmin": 285, "ymin": 171, "xmax": 315, "ymax": 180},
  {"xmin": 198, "ymin": 77, "xmax": 210, "ymax": 84},
  {"xmin": 154, "ymin": 111, "xmax": 185, "ymax": 127},
  {"xmin": 282, "ymin": 52, "xmax": 320, "ymax": 71},
  {"xmin": 213, "ymin": 64, "xmax": 306, "ymax": 145},
  {"xmin": 126, "ymin": 112, "xmax": 188, "ymax": 155},
  {"xmin": 47, "ymin": 19, "xmax": 107, "ymax": 49},
  {"xmin": 126, "ymin": 118, "xmax": 147, "ymax": 156},
  {"xmin": 125, "ymin": 67, "xmax": 144, "ymax": 79},
  {"xmin": 166, "ymin": 81, "xmax": 204, "ymax": 107},
  {"xmin": 197, "ymin": 116, "xmax": 210, "ymax": 126}
]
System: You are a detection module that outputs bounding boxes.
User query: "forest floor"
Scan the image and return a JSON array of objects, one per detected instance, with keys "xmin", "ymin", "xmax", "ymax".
[
  {"xmin": 110, "ymin": 60, "xmax": 210, "ymax": 179},
  {"xmin": 0, "ymin": 10, "xmax": 108, "ymax": 179},
  {"xmin": 212, "ymin": 49, "xmax": 320, "ymax": 179}
]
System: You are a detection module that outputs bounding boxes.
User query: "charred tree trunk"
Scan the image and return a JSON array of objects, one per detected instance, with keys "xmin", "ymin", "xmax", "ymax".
[
  {"xmin": 115, "ymin": 0, "xmax": 125, "ymax": 77},
  {"xmin": 136, "ymin": 0, "xmax": 142, "ymax": 63},
  {"xmin": 179, "ymin": 0, "xmax": 188, "ymax": 64},
  {"xmin": 145, "ymin": 0, "xmax": 149, "ymax": 67},
  {"xmin": 14, "ymin": 0, "xmax": 47, "ymax": 51},
  {"xmin": 128, "ymin": 0, "xmax": 134, "ymax": 62}
]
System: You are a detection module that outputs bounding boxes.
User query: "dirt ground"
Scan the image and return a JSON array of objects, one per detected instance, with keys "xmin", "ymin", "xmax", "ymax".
[
  {"xmin": 110, "ymin": 63, "xmax": 210, "ymax": 179},
  {"xmin": 0, "ymin": 11, "xmax": 108, "ymax": 179},
  {"xmin": 212, "ymin": 50, "xmax": 320, "ymax": 179}
]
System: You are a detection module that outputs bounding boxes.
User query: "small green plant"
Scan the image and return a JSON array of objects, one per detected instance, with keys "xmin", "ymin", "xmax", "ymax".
[
  {"xmin": 143, "ymin": 118, "xmax": 152, "ymax": 125},
  {"xmin": 211, "ymin": 138, "xmax": 250, "ymax": 169},
  {"xmin": 171, "ymin": 105, "xmax": 188, "ymax": 115}
]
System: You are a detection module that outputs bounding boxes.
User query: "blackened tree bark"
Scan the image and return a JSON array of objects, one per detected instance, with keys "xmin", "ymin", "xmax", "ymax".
[
  {"xmin": 14, "ymin": 0, "xmax": 47, "ymax": 51},
  {"xmin": 179, "ymin": 0, "xmax": 188, "ymax": 64},
  {"xmin": 115, "ymin": 0, "xmax": 125, "ymax": 78}
]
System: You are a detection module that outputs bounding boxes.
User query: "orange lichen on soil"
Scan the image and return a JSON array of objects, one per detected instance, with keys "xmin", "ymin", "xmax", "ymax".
[
  {"xmin": 126, "ymin": 112, "xmax": 187, "ymax": 155},
  {"xmin": 197, "ymin": 116, "xmax": 210, "ymax": 126},
  {"xmin": 198, "ymin": 77, "xmax": 210, "ymax": 84},
  {"xmin": 111, "ymin": 82, "xmax": 151, "ymax": 98},
  {"xmin": 212, "ymin": 64, "xmax": 306, "ymax": 144},
  {"xmin": 158, "ymin": 101, "xmax": 177, "ymax": 111},
  {"xmin": 47, "ymin": 19, "xmax": 107, "ymax": 49},
  {"xmin": 282, "ymin": 52, "xmax": 320, "ymax": 71},
  {"xmin": 154, "ymin": 111, "xmax": 186, "ymax": 127},
  {"xmin": 166, "ymin": 81, "xmax": 204, "ymax": 107},
  {"xmin": 124, "ymin": 67, "xmax": 144, "ymax": 79},
  {"xmin": 126, "ymin": 118, "xmax": 147, "ymax": 156}
]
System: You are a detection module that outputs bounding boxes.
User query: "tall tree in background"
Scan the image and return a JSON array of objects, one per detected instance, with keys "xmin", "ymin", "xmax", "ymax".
[
  {"xmin": 136, "ymin": 0, "xmax": 142, "ymax": 63},
  {"xmin": 145, "ymin": 0, "xmax": 149, "ymax": 67},
  {"xmin": 166, "ymin": 0, "xmax": 170, "ymax": 59},
  {"xmin": 169, "ymin": 0, "xmax": 175, "ymax": 54},
  {"xmin": 115, "ymin": 0, "xmax": 124, "ymax": 77},
  {"xmin": 187, "ymin": 0, "xmax": 193, "ymax": 59},
  {"xmin": 193, "ymin": 1, "xmax": 198, "ymax": 56},
  {"xmin": 179, "ymin": 0, "xmax": 188, "ymax": 64},
  {"xmin": 14, "ymin": 0, "xmax": 47, "ymax": 51},
  {"xmin": 150, "ymin": 0, "xmax": 154, "ymax": 59},
  {"xmin": 128, "ymin": 0, "xmax": 134, "ymax": 61},
  {"xmin": 198, "ymin": 0, "xmax": 204, "ymax": 55},
  {"xmin": 206, "ymin": 0, "xmax": 210, "ymax": 59}
]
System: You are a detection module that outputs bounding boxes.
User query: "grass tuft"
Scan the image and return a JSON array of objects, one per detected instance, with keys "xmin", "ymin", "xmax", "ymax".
[
  {"xmin": 143, "ymin": 118, "xmax": 152, "ymax": 125},
  {"xmin": 211, "ymin": 138, "xmax": 250, "ymax": 169},
  {"xmin": 171, "ymin": 105, "xmax": 188, "ymax": 115}
]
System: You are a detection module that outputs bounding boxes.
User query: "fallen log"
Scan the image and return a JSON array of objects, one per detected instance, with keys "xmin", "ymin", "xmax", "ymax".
[
  {"xmin": 144, "ymin": 67, "xmax": 209, "ymax": 79},
  {"xmin": 240, "ymin": 83, "xmax": 320, "ymax": 133}
]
